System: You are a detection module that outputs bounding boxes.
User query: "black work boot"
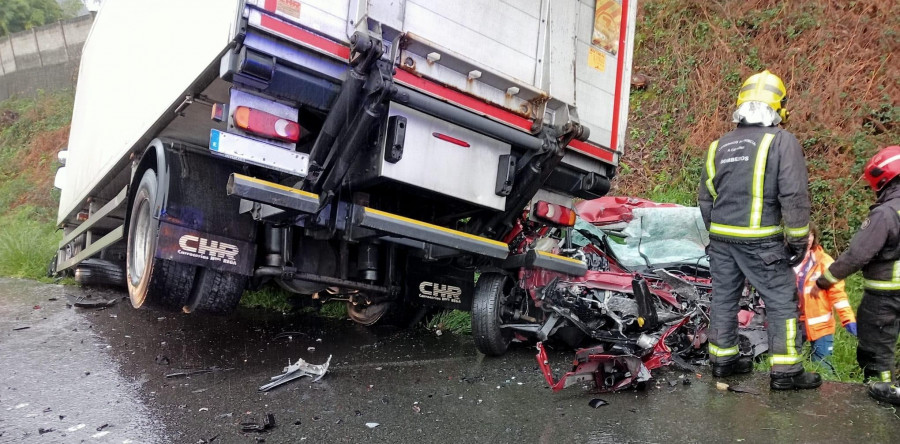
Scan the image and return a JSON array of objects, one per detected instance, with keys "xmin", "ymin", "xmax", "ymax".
[
  {"xmin": 770, "ymin": 371, "xmax": 822, "ymax": 390},
  {"xmin": 867, "ymin": 382, "xmax": 900, "ymax": 405},
  {"xmin": 712, "ymin": 356, "xmax": 753, "ymax": 377}
]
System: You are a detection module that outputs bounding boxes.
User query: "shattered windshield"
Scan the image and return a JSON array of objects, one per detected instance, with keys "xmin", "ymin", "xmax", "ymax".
[{"xmin": 574, "ymin": 207, "xmax": 710, "ymax": 268}]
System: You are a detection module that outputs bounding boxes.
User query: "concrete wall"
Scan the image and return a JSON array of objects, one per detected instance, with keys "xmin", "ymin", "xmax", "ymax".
[{"xmin": 0, "ymin": 15, "xmax": 94, "ymax": 100}]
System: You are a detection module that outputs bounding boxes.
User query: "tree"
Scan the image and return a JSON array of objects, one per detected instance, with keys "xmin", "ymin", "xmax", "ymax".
[{"xmin": 0, "ymin": 0, "xmax": 64, "ymax": 37}]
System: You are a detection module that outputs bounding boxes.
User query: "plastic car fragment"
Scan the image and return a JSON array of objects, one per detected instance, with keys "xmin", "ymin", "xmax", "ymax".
[{"xmin": 259, "ymin": 355, "xmax": 331, "ymax": 391}]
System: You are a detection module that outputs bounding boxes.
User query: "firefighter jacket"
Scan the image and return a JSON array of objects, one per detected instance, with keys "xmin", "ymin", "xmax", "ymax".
[
  {"xmin": 818, "ymin": 180, "xmax": 900, "ymax": 292},
  {"xmin": 699, "ymin": 125, "xmax": 810, "ymax": 243},
  {"xmin": 796, "ymin": 245, "xmax": 856, "ymax": 341}
]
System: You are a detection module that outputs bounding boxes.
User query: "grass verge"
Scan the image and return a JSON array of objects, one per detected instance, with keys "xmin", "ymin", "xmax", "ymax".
[
  {"xmin": 425, "ymin": 310, "xmax": 472, "ymax": 335},
  {"xmin": 0, "ymin": 206, "xmax": 61, "ymax": 279}
]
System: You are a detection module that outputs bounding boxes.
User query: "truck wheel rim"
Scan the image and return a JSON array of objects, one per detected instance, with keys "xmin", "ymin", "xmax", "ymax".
[{"xmin": 129, "ymin": 197, "xmax": 152, "ymax": 286}]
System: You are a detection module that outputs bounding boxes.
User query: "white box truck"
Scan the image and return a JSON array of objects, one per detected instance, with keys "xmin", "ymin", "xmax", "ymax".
[{"xmin": 54, "ymin": 0, "xmax": 636, "ymax": 353}]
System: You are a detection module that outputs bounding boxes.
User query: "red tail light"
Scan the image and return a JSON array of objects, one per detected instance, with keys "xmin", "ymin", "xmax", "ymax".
[
  {"xmin": 233, "ymin": 106, "xmax": 301, "ymax": 143},
  {"xmin": 534, "ymin": 201, "xmax": 576, "ymax": 227}
]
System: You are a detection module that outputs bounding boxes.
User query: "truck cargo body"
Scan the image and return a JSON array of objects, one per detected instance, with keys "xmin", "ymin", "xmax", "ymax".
[{"xmin": 54, "ymin": 0, "xmax": 636, "ymax": 325}]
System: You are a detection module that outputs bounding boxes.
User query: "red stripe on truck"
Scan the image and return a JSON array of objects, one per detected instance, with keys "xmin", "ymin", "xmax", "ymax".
[
  {"xmin": 567, "ymin": 139, "xmax": 615, "ymax": 162},
  {"xmin": 609, "ymin": 0, "xmax": 629, "ymax": 156},
  {"xmin": 394, "ymin": 70, "xmax": 533, "ymax": 132},
  {"xmin": 257, "ymin": 14, "xmax": 350, "ymax": 60}
]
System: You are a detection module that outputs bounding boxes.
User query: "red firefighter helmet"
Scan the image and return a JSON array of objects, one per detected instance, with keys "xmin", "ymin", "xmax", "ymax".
[{"xmin": 863, "ymin": 146, "xmax": 900, "ymax": 192}]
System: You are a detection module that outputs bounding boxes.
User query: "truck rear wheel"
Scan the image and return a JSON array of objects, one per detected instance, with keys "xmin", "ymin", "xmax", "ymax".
[
  {"xmin": 126, "ymin": 168, "xmax": 196, "ymax": 311},
  {"xmin": 185, "ymin": 268, "xmax": 247, "ymax": 315},
  {"xmin": 472, "ymin": 273, "xmax": 515, "ymax": 356}
]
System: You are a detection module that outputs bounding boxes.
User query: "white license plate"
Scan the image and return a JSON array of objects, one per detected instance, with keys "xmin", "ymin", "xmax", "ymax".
[{"xmin": 209, "ymin": 129, "xmax": 309, "ymax": 176}]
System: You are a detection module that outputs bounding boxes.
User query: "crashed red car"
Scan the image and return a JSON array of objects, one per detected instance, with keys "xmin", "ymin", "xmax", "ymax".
[{"xmin": 471, "ymin": 196, "xmax": 766, "ymax": 392}]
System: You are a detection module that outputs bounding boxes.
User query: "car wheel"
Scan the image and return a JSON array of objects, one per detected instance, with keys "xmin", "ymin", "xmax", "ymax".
[{"xmin": 472, "ymin": 273, "xmax": 515, "ymax": 356}]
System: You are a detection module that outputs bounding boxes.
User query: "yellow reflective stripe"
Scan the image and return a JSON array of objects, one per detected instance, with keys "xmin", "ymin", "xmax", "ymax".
[
  {"xmin": 894, "ymin": 259, "xmax": 900, "ymax": 282},
  {"xmin": 705, "ymin": 140, "xmax": 719, "ymax": 200},
  {"xmin": 750, "ymin": 133, "xmax": 775, "ymax": 227},
  {"xmin": 785, "ymin": 224, "xmax": 810, "ymax": 238},
  {"xmin": 881, "ymin": 371, "xmax": 893, "ymax": 383},
  {"xmin": 822, "ymin": 268, "xmax": 839, "ymax": 284},
  {"xmin": 709, "ymin": 223, "xmax": 783, "ymax": 238},
  {"xmin": 786, "ymin": 318, "xmax": 798, "ymax": 357},
  {"xmin": 864, "ymin": 280, "xmax": 900, "ymax": 291},
  {"xmin": 708, "ymin": 343, "xmax": 738, "ymax": 357},
  {"xmin": 769, "ymin": 355, "xmax": 803, "ymax": 365}
]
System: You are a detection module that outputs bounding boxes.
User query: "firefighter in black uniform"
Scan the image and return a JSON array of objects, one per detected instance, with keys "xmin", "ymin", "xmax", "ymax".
[
  {"xmin": 699, "ymin": 70, "xmax": 822, "ymax": 390},
  {"xmin": 816, "ymin": 145, "xmax": 900, "ymax": 405}
]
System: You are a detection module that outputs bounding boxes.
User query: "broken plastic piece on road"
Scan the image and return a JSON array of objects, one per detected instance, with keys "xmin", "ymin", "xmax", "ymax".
[
  {"xmin": 65, "ymin": 294, "xmax": 118, "ymax": 309},
  {"xmin": 727, "ymin": 384, "xmax": 761, "ymax": 395},
  {"xmin": 588, "ymin": 398, "xmax": 609, "ymax": 408},
  {"xmin": 716, "ymin": 382, "xmax": 729, "ymax": 391},
  {"xmin": 259, "ymin": 355, "xmax": 331, "ymax": 392},
  {"xmin": 365, "ymin": 423, "xmax": 380, "ymax": 429},
  {"xmin": 165, "ymin": 367, "xmax": 229, "ymax": 379},
  {"xmin": 241, "ymin": 413, "xmax": 276, "ymax": 433},
  {"xmin": 13, "ymin": 326, "xmax": 30, "ymax": 331}
]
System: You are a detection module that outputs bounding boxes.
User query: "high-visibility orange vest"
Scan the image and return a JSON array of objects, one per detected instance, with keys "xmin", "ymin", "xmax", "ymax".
[{"xmin": 796, "ymin": 246, "xmax": 856, "ymax": 341}]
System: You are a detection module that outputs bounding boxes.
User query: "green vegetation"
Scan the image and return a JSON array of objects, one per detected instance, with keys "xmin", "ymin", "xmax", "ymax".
[
  {"xmin": 319, "ymin": 300, "xmax": 348, "ymax": 319},
  {"xmin": 0, "ymin": 0, "xmax": 84, "ymax": 37},
  {"xmin": 627, "ymin": 0, "xmax": 898, "ymax": 383},
  {"xmin": 0, "ymin": 90, "xmax": 73, "ymax": 281},
  {"xmin": 623, "ymin": 0, "xmax": 898, "ymax": 253},
  {"xmin": 240, "ymin": 286, "xmax": 294, "ymax": 312},
  {"xmin": 426, "ymin": 310, "xmax": 472, "ymax": 335},
  {"xmin": 240, "ymin": 284, "xmax": 349, "ymax": 319}
]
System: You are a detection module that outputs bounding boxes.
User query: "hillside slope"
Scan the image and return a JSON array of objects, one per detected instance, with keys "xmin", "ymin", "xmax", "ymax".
[{"xmin": 619, "ymin": 0, "xmax": 898, "ymax": 251}]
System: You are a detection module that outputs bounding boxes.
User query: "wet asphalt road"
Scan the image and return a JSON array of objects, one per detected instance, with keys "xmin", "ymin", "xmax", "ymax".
[{"xmin": 1, "ymin": 278, "xmax": 899, "ymax": 443}]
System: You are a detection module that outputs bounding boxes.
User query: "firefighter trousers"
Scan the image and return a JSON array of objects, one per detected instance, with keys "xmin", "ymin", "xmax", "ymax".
[
  {"xmin": 707, "ymin": 239, "xmax": 803, "ymax": 375},
  {"xmin": 857, "ymin": 290, "xmax": 900, "ymax": 383}
]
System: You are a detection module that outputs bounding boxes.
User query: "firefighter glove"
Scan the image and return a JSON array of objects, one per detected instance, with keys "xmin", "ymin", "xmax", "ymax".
[
  {"xmin": 786, "ymin": 240, "xmax": 807, "ymax": 267},
  {"xmin": 845, "ymin": 322, "xmax": 858, "ymax": 337}
]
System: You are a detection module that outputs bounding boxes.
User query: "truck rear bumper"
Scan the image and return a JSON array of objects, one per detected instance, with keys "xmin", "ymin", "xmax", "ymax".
[{"xmin": 227, "ymin": 174, "xmax": 586, "ymax": 276}]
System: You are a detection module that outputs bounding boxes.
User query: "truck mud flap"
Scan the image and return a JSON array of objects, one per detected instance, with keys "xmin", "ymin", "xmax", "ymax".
[
  {"xmin": 155, "ymin": 222, "xmax": 255, "ymax": 276},
  {"xmin": 406, "ymin": 259, "xmax": 474, "ymax": 310}
]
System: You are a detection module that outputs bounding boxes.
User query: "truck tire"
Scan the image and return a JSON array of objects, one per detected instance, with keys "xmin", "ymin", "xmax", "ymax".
[
  {"xmin": 472, "ymin": 273, "xmax": 514, "ymax": 356},
  {"xmin": 185, "ymin": 268, "xmax": 247, "ymax": 315},
  {"xmin": 74, "ymin": 258, "xmax": 126, "ymax": 288},
  {"xmin": 126, "ymin": 168, "xmax": 196, "ymax": 311}
]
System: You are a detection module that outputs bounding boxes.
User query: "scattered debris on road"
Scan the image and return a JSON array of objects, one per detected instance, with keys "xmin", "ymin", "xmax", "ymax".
[
  {"xmin": 728, "ymin": 385, "xmax": 761, "ymax": 395},
  {"xmin": 241, "ymin": 413, "xmax": 276, "ymax": 433},
  {"xmin": 65, "ymin": 294, "xmax": 118, "ymax": 309},
  {"xmin": 12, "ymin": 326, "xmax": 30, "ymax": 331},
  {"xmin": 259, "ymin": 355, "xmax": 331, "ymax": 392},
  {"xmin": 588, "ymin": 398, "xmax": 609, "ymax": 408},
  {"xmin": 716, "ymin": 382, "xmax": 729, "ymax": 391},
  {"xmin": 365, "ymin": 422, "xmax": 380, "ymax": 429},
  {"xmin": 165, "ymin": 367, "xmax": 229, "ymax": 379}
]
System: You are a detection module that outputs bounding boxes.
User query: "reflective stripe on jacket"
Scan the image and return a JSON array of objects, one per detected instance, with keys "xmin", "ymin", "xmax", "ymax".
[
  {"xmin": 796, "ymin": 246, "xmax": 856, "ymax": 341},
  {"xmin": 698, "ymin": 125, "xmax": 810, "ymax": 243}
]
